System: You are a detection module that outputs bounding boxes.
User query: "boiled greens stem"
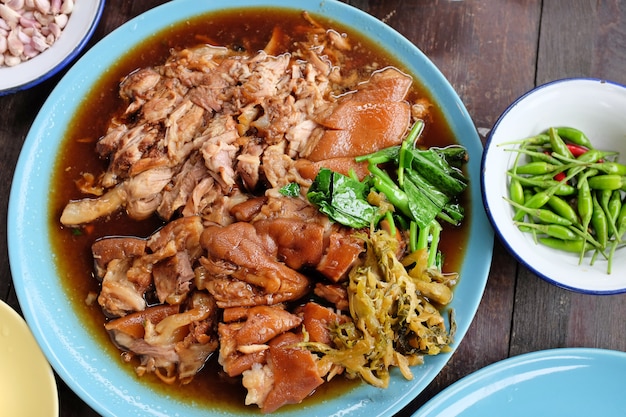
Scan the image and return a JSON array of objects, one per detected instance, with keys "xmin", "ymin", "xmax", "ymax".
[{"xmin": 307, "ymin": 120, "xmax": 469, "ymax": 274}]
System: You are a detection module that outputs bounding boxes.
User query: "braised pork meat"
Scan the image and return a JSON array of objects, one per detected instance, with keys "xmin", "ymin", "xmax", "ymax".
[
  {"xmin": 60, "ymin": 11, "xmax": 444, "ymax": 413},
  {"xmin": 60, "ymin": 30, "xmax": 415, "ymax": 227}
]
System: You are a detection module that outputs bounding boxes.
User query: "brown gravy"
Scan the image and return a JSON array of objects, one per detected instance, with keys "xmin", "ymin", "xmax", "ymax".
[{"xmin": 48, "ymin": 7, "xmax": 470, "ymax": 413}]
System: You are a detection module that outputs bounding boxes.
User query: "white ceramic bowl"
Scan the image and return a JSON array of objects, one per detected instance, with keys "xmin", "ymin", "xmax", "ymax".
[
  {"xmin": 0, "ymin": 0, "xmax": 104, "ymax": 95},
  {"xmin": 482, "ymin": 78, "xmax": 626, "ymax": 294}
]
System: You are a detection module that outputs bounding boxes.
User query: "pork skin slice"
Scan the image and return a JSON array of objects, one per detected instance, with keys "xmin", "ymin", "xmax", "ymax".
[{"xmin": 306, "ymin": 67, "xmax": 412, "ymax": 162}]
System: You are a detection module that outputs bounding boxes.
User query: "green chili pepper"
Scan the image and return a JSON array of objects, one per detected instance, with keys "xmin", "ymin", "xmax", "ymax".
[
  {"xmin": 501, "ymin": 126, "xmax": 626, "ymax": 273},
  {"xmin": 608, "ymin": 199, "xmax": 626, "ymax": 273},
  {"xmin": 524, "ymin": 188, "xmax": 533, "ymax": 198},
  {"xmin": 610, "ymin": 197, "xmax": 626, "ymax": 244},
  {"xmin": 608, "ymin": 190, "xmax": 623, "ymax": 239},
  {"xmin": 510, "ymin": 163, "xmax": 583, "ymax": 222},
  {"xmin": 599, "ymin": 189, "xmax": 612, "ymax": 213},
  {"xmin": 587, "ymin": 175, "xmax": 626, "ymax": 191},
  {"xmin": 516, "ymin": 222, "xmax": 579, "ymax": 240},
  {"xmin": 544, "ymin": 195, "xmax": 603, "ymax": 249},
  {"xmin": 508, "ymin": 174, "xmax": 576, "ymax": 196},
  {"xmin": 511, "ymin": 190, "xmax": 550, "ymax": 221},
  {"xmin": 538, "ymin": 237, "xmax": 593, "ymax": 253},
  {"xmin": 508, "ymin": 161, "xmax": 562, "ymax": 175},
  {"xmin": 577, "ymin": 177, "xmax": 593, "ymax": 227},
  {"xmin": 577, "ymin": 176, "xmax": 594, "ymax": 263},
  {"xmin": 552, "ymin": 149, "xmax": 608, "ymax": 165},
  {"xmin": 509, "ymin": 178, "xmax": 525, "ymax": 221},
  {"xmin": 504, "ymin": 198, "xmax": 573, "ymax": 226},
  {"xmin": 551, "ymin": 149, "xmax": 607, "ymax": 178},
  {"xmin": 511, "ymin": 173, "xmax": 576, "ymax": 221},
  {"xmin": 555, "ymin": 126, "xmax": 593, "ymax": 148},
  {"xmin": 546, "ymin": 195, "xmax": 579, "ymax": 225},
  {"xmin": 597, "ymin": 189, "xmax": 619, "ymax": 239},
  {"xmin": 591, "ymin": 192, "xmax": 609, "ymax": 249},
  {"xmin": 548, "ymin": 127, "xmax": 574, "ymax": 158},
  {"xmin": 575, "ymin": 149, "xmax": 601, "ymax": 163},
  {"xmin": 590, "ymin": 162, "xmax": 626, "ymax": 176},
  {"xmin": 509, "ymin": 178, "xmax": 525, "ymax": 204}
]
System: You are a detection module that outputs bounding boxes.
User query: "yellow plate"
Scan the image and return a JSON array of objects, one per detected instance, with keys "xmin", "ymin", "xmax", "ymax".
[{"xmin": 0, "ymin": 300, "xmax": 58, "ymax": 416}]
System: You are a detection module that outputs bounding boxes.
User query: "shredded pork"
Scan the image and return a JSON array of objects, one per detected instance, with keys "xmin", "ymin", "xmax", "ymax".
[{"xmin": 61, "ymin": 12, "xmax": 436, "ymax": 413}]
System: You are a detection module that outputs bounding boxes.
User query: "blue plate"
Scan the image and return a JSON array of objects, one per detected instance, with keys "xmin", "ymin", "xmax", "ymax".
[
  {"xmin": 7, "ymin": 1, "xmax": 493, "ymax": 416},
  {"xmin": 415, "ymin": 348, "xmax": 626, "ymax": 416}
]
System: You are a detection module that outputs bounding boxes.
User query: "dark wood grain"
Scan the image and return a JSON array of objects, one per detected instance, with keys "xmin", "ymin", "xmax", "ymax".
[
  {"xmin": 537, "ymin": 0, "xmax": 626, "ymax": 83},
  {"xmin": 0, "ymin": 1, "xmax": 625, "ymax": 416}
]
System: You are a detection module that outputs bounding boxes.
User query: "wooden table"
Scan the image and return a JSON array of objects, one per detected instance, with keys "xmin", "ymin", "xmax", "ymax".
[{"xmin": 1, "ymin": 1, "xmax": 625, "ymax": 415}]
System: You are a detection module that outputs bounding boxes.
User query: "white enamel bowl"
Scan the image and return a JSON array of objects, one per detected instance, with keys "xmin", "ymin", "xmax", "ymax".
[
  {"xmin": 0, "ymin": 0, "xmax": 104, "ymax": 95},
  {"xmin": 482, "ymin": 78, "xmax": 626, "ymax": 294}
]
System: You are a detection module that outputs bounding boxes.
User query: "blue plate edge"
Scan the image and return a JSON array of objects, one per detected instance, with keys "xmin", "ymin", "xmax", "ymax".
[{"xmin": 412, "ymin": 347, "xmax": 626, "ymax": 416}]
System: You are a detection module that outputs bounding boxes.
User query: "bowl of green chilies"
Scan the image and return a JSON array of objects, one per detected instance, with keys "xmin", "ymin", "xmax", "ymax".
[{"xmin": 482, "ymin": 78, "xmax": 626, "ymax": 294}]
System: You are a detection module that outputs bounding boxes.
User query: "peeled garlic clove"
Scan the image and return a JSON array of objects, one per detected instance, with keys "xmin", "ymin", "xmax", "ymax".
[
  {"xmin": 17, "ymin": 26, "xmax": 31, "ymax": 43},
  {"xmin": 7, "ymin": 0, "xmax": 26, "ymax": 10},
  {"xmin": 34, "ymin": 10, "xmax": 52, "ymax": 26},
  {"xmin": 7, "ymin": 28, "xmax": 24, "ymax": 56},
  {"xmin": 60, "ymin": 0, "xmax": 72, "ymax": 14},
  {"xmin": 0, "ymin": 35, "xmax": 7, "ymax": 54},
  {"xmin": 46, "ymin": 20, "xmax": 59, "ymax": 38},
  {"xmin": 22, "ymin": 41, "xmax": 38, "ymax": 58},
  {"xmin": 4, "ymin": 51, "xmax": 22, "ymax": 66},
  {"xmin": 30, "ymin": 30, "xmax": 48, "ymax": 51},
  {"xmin": 20, "ymin": 16, "xmax": 38, "ymax": 30},
  {"xmin": 53, "ymin": 12, "xmax": 66, "ymax": 29},
  {"xmin": 33, "ymin": 0, "xmax": 50, "ymax": 15},
  {"xmin": 0, "ymin": 4, "xmax": 21, "ymax": 28},
  {"xmin": 50, "ymin": 0, "xmax": 60, "ymax": 14},
  {"xmin": 0, "ymin": 17, "xmax": 10, "ymax": 31}
]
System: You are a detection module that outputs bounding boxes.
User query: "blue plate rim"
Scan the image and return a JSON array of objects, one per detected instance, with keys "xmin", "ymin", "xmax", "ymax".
[{"xmin": 413, "ymin": 347, "xmax": 626, "ymax": 416}]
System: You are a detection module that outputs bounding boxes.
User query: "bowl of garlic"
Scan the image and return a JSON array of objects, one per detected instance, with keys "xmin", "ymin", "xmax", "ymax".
[{"xmin": 0, "ymin": 0, "xmax": 104, "ymax": 95}]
